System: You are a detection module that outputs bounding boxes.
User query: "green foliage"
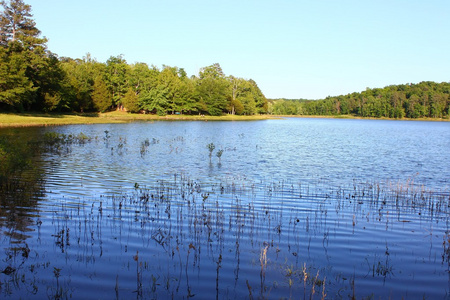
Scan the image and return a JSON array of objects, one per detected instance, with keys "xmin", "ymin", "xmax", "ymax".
[
  {"xmin": 207, "ymin": 142, "xmax": 215, "ymax": 161},
  {"xmin": 122, "ymin": 88, "xmax": 140, "ymax": 113},
  {"xmin": 0, "ymin": 0, "xmax": 64, "ymax": 112},
  {"xmin": 0, "ymin": 46, "xmax": 35, "ymax": 110},
  {"xmin": 216, "ymin": 149, "xmax": 224, "ymax": 163},
  {"xmin": 43, "ymin": 131, "xmax": 91, "ymax": 150},
  {"xmin": 0, "ymin": 0, "xmax": 43, "ymax": 47},
  {"xmin": 197, "ymin": 64, "xmax": 229, "ymax": 116},
  {"xmin": 11, "ymin": 0, "xmax": 446, "ymax": 119},
  {"xmin": 0, "ymin": 1, "xmax": 269, "ymax": 116},
  {"xmin": 270, "ymin": 82, "xmax": 450, "ymax": 119},
  {"xmin": 106, "ymin": 54, "xmax": 129, "ymax": 108},
  {"xmin": 91, "ymin": 76, "xmax": 111, "ymax": 112},
  {"xmin": 140, "ymin": 84, "xmax": 169, "ymax": 115}
]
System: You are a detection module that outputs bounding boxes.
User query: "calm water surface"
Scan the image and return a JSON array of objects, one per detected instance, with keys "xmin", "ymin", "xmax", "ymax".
[{"xmin": 1, "ymin": 118, "xmax": 449, "ymax": 299}]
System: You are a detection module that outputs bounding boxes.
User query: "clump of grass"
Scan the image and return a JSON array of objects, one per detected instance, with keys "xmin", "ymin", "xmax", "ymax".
[
  {"xmin": 42, "ymin": 131, "xmax": 93, "ymax": 154},
  {"xmin": 43, "ymin": 132, "xmax": 91, "ymax": 146}
]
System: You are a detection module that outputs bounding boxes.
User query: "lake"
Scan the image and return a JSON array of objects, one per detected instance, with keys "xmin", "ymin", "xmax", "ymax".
[{"xmin": 1, "ymin": 117, "xmax": 449, "ymax": 299}]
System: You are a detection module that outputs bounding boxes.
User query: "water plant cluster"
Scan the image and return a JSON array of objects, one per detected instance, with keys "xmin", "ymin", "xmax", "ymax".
[
  {"xmin": 1, "ymin": 169, "xmax": 448, "ymax": 299},
  {"xmin": 207, "ymin": 142, "xmax": 224, "ymax": 164},
  {"xmin": 1, "ymin": 123, "xmax": 449, "ymax": 299}
]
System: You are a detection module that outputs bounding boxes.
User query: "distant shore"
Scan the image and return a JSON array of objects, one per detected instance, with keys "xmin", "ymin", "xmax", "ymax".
[
  {"xmin": 276, "ymin": 114, "xmax": 450, "ymax": 122},
  {"xmin": 0, "ymin": 112, "xmax": 448, "ymax": 128}
]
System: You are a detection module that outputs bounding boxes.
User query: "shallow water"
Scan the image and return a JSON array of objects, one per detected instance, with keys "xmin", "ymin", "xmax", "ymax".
[{"xmin": 1, "ymin": 118, "xmax": 449, "ymax": 299}]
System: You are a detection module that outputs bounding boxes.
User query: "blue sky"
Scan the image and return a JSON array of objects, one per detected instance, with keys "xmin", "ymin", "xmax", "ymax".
[{"xmin": 27, "ymin": 0, "xmax": 449, "ymax": 99}]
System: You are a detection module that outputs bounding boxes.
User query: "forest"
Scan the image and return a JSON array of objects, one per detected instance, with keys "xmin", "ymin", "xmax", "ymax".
[
  {"xmin": 0, "ymin": 0, "xmax": 268, "ymax": 116},
  {"xmin": 270, "ymin": 82, "xmax": 450, "ymax": 119},
  {"xmin": 1, "ymin": 0, "xmax": 449, "ymax": 119}
]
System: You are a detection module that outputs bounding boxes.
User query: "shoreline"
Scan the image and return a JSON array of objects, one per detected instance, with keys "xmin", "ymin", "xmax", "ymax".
[
  {"xmin": 0, "ymin": 111, "xmax": 448, "ymax": 128},
  {"xmin": 0, "ymin": 112, "xmax": 280, "ymax": 128},
  {"xmin": 276, "ymin": 114, "xmax": 450, "ymax": 122}
]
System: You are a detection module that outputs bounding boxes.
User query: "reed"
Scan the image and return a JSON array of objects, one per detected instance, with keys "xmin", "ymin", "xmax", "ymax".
[{"xmin": 1, "ymin": 160, "xmax": 448, "ymax": 299}]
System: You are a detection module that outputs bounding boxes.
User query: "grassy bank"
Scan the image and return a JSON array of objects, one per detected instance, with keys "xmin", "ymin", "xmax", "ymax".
[
  {"xmin": 1, "ymin": 112, "xmax": 448, "ymax": 128},
  {"xmin": 0, "ymin": 111, "xmax": 278, "ymax": 128}
]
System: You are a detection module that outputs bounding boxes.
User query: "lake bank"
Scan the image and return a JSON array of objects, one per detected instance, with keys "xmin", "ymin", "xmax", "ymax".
[
  {"xmin": 276, "ymin": 114, "xmax": 450, "ymax": 122},
  {"xmin": 0, "ymin": 111, "xmax": 279, "ymax": 128},
  {"xmin": 0, "ymin": 111, "xmax": 448, "ymax": 128}
]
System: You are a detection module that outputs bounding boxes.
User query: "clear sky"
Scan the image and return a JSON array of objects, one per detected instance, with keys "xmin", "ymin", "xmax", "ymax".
[{"xmin": 27, "ymin": 0, "xmax": 449, "ymax": 99}]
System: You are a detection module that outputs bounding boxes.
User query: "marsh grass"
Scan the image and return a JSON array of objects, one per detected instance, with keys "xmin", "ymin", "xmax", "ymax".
[{"xmin": 0, "ymin": 139, "xmax": 448, "ymax": 300}]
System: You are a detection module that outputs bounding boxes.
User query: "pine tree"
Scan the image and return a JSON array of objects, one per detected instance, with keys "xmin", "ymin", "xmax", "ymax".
[
  {"xmin": 92, "ymin": 76, "xmax": 111, "ymax": 112},
  {"xmin": 0, "ymin": 0, "xmax": 45, "ymax": 48},
  {"xmin": 0, "ymin": 0, "xmax": 52, "ymax": 111}
]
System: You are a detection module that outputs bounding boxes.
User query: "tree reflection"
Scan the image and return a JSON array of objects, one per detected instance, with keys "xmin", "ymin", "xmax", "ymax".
[{"xmin": 0, "ymin": 128, "xmax": 46, "ymax": 244}]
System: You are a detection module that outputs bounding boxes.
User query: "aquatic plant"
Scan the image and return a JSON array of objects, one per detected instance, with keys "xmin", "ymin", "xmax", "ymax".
[
  {"xmin": 104, "ymin": 130, "xmax": 110, "ymax": 140},
  {"xmin": 133, "ymin": 251, "xmax": 143, "ymax": 297},
  {"xmin": 207, "ymin": 142, "xmax": 215, "ymax": 162},
  {"xmin": 216, "ymin": 149, "xmax": 224, "ymax": 163},
  {"xmin": 41, "ymin": 131, "xmax": 93, "ymax": 155},
  {"xmin": 443, "ymin": 233, "xmax": 450, "ymax": 268},
  {"xmin": 1, "ymin": 163, "xmax": 449, "ymax": 299}
]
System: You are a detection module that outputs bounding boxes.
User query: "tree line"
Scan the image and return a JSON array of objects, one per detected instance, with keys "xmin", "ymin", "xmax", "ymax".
[
  {"xmin": 0, "ymin": 0, "xmax": 268, "ymax": 115},
  {"xmin": 270, "ymin": 82, "xmax": 450, "ymax": 119},
  {"xmin": 2, "ymin": 1, "xmax": 448, "ymax": 119}
]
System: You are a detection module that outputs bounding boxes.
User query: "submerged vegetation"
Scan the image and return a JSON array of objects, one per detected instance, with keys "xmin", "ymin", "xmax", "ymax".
[
  {"xmin": 1, "ymin": 126, "xmax": 449, "ymax": 298},
  {"xmin": 1, "ymin": 166, "xmax": 448, "ymax": 298}
]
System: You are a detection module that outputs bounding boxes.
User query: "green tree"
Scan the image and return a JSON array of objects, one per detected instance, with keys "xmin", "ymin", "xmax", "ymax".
[
  {"xmin": 105, "ymin": 54, "xmax": 129, "ymax": 109},
  {"xmin": 140, "ymin": 84, "xmax": 169, "ymax": 115},
  {"xmin": 122, "ymin": 87, "xmax": 140, "ymax": 113},
  {"xmin": 0, "ymin": 0, "xmax": 50, "ymax": 111},
  {"xmin": 91, "ymin": 76, "xmax": 111, "ymax": 112},
  {"xmin": 176, "ymin": 75, "xmax": 198, "ymax": 114},
  {"xmin": 128, "ymin": 62, "xmax": 159, "ymax": 99},
  {"xmin": 35, "ymin": 52, "xmax": 67, "ymax": 112},
  {"xmin": 158, "ymin": 65, "xmax": 181, "ymax": 114},
  {"xmin": 60, "ymin": 57, "xmax": 92, "ymax": 112},
  {"xmin": 0, "ymin": 46, "xmax": 34, "ymax": 110},
  {"xmin": 196, "ymin": 63, "xmax": 229, "ymax": 116},
  {"xmin": 0, "ymin": 0, "xmax": 43, "ymax": 47}
]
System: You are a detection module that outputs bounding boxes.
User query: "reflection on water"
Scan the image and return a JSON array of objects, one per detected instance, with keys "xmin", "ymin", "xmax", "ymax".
[
  {"xmin": 0, "ymin": 118, "xmax": 449, "ymax": 299},
  {"xmin": 0, "ymin": 128, "xmax": 46, "ymax": 256}
]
